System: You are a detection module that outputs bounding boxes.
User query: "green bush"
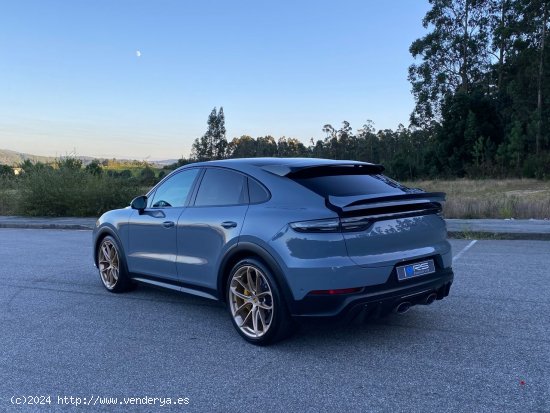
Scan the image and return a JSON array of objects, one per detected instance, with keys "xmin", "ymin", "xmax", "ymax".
[
  {"xmin": 0, "ymin": 175, "xmax": 19, "ymax": 215},
  {"xmin": 0, "ymin": 164, "xmax": 14, "ymax": 177},
  {"xmin": 139, "ymin": 166, "xmax": 157, "ymax": 185},
  {"xmin": 18, "ymin": 167, "xmax": 143, "ymax": 217}
]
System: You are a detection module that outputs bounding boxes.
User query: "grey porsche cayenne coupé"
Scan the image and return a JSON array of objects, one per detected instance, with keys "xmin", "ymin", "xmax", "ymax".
[{"xmin": 93, "ymin": 158, "xmax": 454, "ymax": 344}]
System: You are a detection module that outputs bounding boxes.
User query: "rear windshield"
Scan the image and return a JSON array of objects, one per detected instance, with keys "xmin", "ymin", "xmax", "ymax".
[{"xmin": 293, "ymin": 173, "xmax": 409, "ymax": 197}]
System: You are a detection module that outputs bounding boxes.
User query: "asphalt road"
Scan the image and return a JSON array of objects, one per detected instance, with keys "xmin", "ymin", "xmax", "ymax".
[{"xmin": 0, "ymin": 229, "xmax": 548, "ymax": 412}]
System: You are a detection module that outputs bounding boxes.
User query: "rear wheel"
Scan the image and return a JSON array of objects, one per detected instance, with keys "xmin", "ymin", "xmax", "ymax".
[
  {"xmin": 97, "ymin": 236, "xmax": 132, "ymax": 293},
  {"xmin": 227, "ymin": 258, "xmax": 293, "ymax": 345}
]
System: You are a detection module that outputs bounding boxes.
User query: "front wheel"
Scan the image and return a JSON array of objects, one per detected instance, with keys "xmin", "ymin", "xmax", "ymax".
[
  {"xmin": 227, "ymin": 258, "xmax": 293, "ymax": 345},
  {"xmin": 97, "ymin": 236, "xmax": 132, "ymax": 293}
]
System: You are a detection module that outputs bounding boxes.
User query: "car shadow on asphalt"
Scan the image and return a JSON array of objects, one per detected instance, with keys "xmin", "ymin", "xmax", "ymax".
[{"xmin": 130, "ymin": 282, "xmax": 426, "ymax": 349}]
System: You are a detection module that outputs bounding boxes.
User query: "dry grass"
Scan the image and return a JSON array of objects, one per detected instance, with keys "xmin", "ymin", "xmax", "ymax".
[{"xmin": 404, "ymin": 179, "xmax": 550, "ymax": 219}]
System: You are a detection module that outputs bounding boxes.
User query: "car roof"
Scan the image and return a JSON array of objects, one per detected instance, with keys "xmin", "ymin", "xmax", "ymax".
[{"xmin": 180, "ymin": 157, "xmax": 383, "ymax": 176}]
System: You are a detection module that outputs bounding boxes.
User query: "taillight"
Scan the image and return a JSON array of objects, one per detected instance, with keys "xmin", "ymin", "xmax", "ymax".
[
  {"xmin": 289, "ymin": 217, "xmax": 373, "ymax": 233},
  {"xmin": 289, "ymin": 218, "xmax": 340, "ymax": 233},
  {"xmin": 340, "ymin": 216, "xmax": 372, "ymax": 232}
]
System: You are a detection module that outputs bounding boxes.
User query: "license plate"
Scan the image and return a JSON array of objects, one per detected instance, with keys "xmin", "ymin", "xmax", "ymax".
[{"xmin": 396, "ymin": 259, "xmax": 435, "ymax": 281}]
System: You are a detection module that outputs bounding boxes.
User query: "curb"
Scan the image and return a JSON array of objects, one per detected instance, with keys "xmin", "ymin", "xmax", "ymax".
[{"xmin": 0, "ymin": 223, "xmax": 94, "ymax": 230}]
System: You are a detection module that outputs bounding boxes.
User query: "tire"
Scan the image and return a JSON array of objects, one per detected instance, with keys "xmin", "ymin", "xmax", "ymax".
[
  {"xmin": 226, "ymin": 258, "xmax": 294, "ymax": 345},
  {"xmin": 97, "ymin": 235, "xmax": 133, "ymax": 293}
]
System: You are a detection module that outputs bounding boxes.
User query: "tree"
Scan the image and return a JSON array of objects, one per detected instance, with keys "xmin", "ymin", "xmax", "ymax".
[
  {"xmin": 85, "ymin": 159, "xmax": 103, "ymax": 176},
  {"xmin": 19, "ymin": 159, "xmax": 52, "ymax": 173},
  {"xmin": 356, "ymin": 120, "xmax": 378, "ymax": 162},
  {"xmin": 57, "ymin": 157, "xmax": 82, "ymax": 171},
  {"xmin": 139, "ymin": 166, "xmax": 157, "ymax": 185},
  {"xmin": 256, "ymin": 136, "xmax": 278, "ymax": 157},
  {"xmin": 490, "ymin": 0, "xmax": 550, "ymax": 162},
  {"xmin": 409, "ymin": 0, "xmax": 492, "ymax": 125},
  {"xmin": 227, "ymin": 135, "xmax": 257, "ymax": 158},
  {"xmin": 215, "ymin": 107, "xmax": 228, "ymax": 159},
  {"xmin": 488, "ymin": 0, "xmax": 519, "ymax": 92},
  {"xmin": 537, "ymin": 2, "xmax": 548, "ymax": 154},
  {"xmin": 0, "ymin": 164, "xmax": 13, "ymax": 177},
  {"xmin": 525, "ymin": 0, "xmax": 550, "ymax": 154},
  {"xmin": 276, "ymin": 137, "xmax": 307, "ymax": 157},
  {"xmin": 191, "ymin": 107, "xmax": 228, "ymax": 161},
  {"xmin": 335, "ymin": 121, "xmax": 357, "ymax": 159}
]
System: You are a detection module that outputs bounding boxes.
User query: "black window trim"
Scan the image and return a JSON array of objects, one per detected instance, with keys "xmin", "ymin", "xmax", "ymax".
[
  {"xmin": 145, "ymin": 166, "xmax": 272, "ymax": 209},
  {"xmin": 189, "ymin": 166, "xmax": 272, "ymax": 208}
]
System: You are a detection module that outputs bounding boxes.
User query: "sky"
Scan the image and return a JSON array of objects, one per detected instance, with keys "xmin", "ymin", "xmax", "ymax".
[{"xmin": 0, "ymin": 0, "xmax": 431, "ymax": 160}]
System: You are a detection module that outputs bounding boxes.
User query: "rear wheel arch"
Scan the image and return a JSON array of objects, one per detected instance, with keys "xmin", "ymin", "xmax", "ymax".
[
  {"xmin": 218, "ymin": 242, "xmax": 293, "ymax": 308},
  {"xmin": 226, "ymin": 256, "xmax": 294, "ymax": 344}
]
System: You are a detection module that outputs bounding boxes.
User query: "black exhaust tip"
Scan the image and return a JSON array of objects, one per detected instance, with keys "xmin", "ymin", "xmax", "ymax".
[
  {"xmin": 394, "ymin": 301, "xmax": 412, "ymax": 314},
  {"xmin": 424, "ymin": 293, "xmax": 437, "ymax": 305}
]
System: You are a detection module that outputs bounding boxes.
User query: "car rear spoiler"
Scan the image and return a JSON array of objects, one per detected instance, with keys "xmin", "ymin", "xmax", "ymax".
[
  {"xmin": 325, "ymin": 192, "xmax": 446, "ymax": 217},
  {"xmin": 261, "ymin": 162, "xmax": 385, "ymax": 177}
]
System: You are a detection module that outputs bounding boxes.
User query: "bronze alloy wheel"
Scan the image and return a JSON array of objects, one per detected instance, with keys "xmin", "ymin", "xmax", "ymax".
[
  {"xmin": 229, "ymin": 265, "xmax": 274, "ymax": 338},
  {"xmin": 98, "ymin": 239, "xmax": 120, "ymax": 290}
]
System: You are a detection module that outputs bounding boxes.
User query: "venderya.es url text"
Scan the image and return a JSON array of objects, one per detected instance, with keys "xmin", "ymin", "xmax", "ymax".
[{"xmin": 11, "ymin": 395, "xmax": 190, "ymax": 407}]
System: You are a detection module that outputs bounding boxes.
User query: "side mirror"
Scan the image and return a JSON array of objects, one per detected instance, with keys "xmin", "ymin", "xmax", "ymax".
[{"xmin": 130, "ymin": 195, "xmax": 148, "ymax": 213}]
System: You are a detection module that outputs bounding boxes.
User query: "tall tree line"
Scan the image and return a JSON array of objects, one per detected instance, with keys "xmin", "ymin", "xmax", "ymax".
[
  {"xmin": 409, "ymin": 0, "xmax": 550, "ymax": 177},
  {"xmin": 190, "ymin": 1, "xmax": 550, "ymax": 179},
  {"xmin": 189, "ymin": 113, "xmax": 438, "ymax": 180}
]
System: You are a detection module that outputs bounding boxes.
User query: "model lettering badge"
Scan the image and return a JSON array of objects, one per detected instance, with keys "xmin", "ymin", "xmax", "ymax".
[{"xmin": 396, "ymin": 260, "xmax": 435, "ymax": 281}]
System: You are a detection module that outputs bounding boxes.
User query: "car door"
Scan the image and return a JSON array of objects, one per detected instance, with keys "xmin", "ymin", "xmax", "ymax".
[
  {"xmin": 127, "ymin": 168, "xmax": 200, "ymax": 282},
  {"xmin": 176, "ymin": 167, "xmax": 249, "ymax": 290}
]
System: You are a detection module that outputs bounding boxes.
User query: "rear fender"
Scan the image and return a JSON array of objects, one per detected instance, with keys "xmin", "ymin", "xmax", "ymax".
[{"xmin": 217, "ymin": 241, "xmax": 294, "ymax": 308}]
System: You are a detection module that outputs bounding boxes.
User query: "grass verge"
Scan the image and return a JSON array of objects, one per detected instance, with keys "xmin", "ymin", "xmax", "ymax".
[
  {"xmin": 448, "ymin": 231, "xmax": 550, "ymax": 241},
  {"xmin": 405, "ymin": 179, "xmax": 550, "ymax": 219}
]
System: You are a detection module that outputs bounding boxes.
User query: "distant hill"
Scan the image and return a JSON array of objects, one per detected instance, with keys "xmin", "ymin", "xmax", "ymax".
[
  {"xmin": 0, "ymin": 149, "xmax": 178, "ymax": 167},
  {"xmin": 0, "ymin": 149, "xmax": 57, "ymax": 166},
  {"xmin": 152, "ymin": 158, "xmax": 179, "ymax": 166}
]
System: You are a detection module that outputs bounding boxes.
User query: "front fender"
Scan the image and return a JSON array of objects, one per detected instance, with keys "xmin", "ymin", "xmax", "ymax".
[{"xmin": 92, "ymin": 209, "xmax": 131, "ymax": 266}]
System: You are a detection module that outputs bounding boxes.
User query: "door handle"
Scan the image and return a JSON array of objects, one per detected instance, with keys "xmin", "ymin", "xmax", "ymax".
[
  {"xmin": 163, "ymin": 221, "xmax": 175, "ymax": 228},
  {"xmin": 221, "ymin": 221, "xmax": 238, "ymax": 229}
]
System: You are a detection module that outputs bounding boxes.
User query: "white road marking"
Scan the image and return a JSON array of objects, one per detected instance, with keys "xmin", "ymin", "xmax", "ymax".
[{"xmin": 453, "ymin": 240, "xmax": 477, "ymax": 262}]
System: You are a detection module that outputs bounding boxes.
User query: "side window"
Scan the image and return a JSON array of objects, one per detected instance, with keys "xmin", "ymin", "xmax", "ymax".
[
  {"xmin": 150, "ymin": 169, "xmax": 199, "ymax": 208},
  {"xmin": 248, "ymin": 178, "xmax": 270, "ymax": 203},
  {"xmin": 194, "ymin": 169, "xmax": 247, "ymax": 207}
]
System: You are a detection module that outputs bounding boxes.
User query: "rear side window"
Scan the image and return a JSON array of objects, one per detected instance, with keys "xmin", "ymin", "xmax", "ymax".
[
  {"xmin": 293, "ymin": 173, "xmax": 407, "ymax": 197},
  {"xmin": 195, "ymin": 168, "xmax": 248, "ymax": 206},
  {"xmin": 248, "ymin": 178, "xmax": 270, "ymax": 203}
]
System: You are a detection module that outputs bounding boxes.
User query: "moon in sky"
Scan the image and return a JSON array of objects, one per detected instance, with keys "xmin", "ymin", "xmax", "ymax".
[{"xmin": 136, "ymin": 50, "xmax": 142, "ymax": 58}]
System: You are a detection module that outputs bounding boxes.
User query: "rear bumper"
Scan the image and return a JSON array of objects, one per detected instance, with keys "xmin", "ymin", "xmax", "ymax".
[{"xmin": 289, "ymin": 268, "xmax": 454, "ymax": 319}]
